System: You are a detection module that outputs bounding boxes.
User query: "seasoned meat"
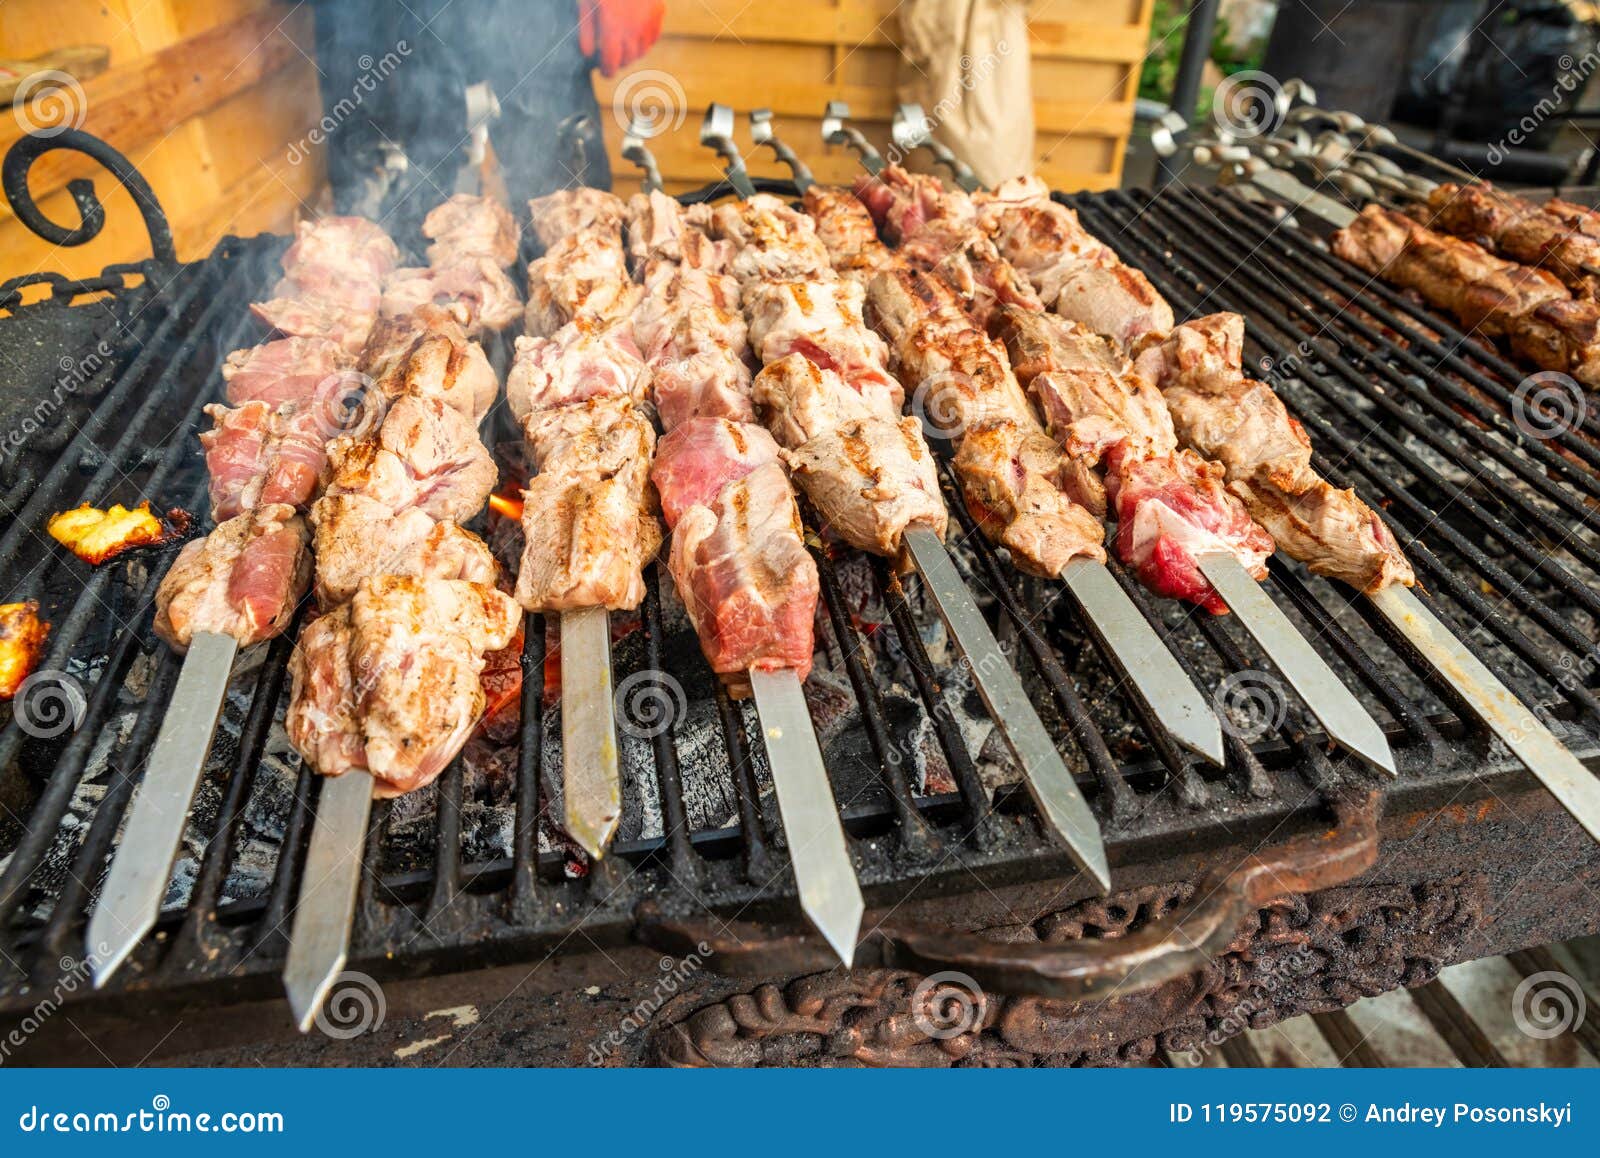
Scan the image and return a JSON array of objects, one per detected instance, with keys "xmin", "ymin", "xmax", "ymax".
[
  {"xmin": 652, "ymin": 417, "xmax": 780, "ymax": 530},
  {"xmin": 361, "ymin": 307, "xmax": 499, "ymax": 421},
  {"xmin": 506, "ymin": 318, "xmax": 648, "ymax": 421},
  {"xmin": 201, "ymin": 401, "xmax": 328, "ymax": 519},
  {"xmin": 423, "ymin": 193, "xmax": 521, "ymax": 267},
  {"xmin": 223, "ymin": 337, "xmax": 353, "ymax": 408},
  {"xmin": 785, "ymin": 415, "xmax": 947, "ymax": 555},
  {"xmin": 285, "ymin": 576, "xmax": 519, "ymax": 795},
  {"xmin": 154, "ymin": 504, "xmax": 311, "ymax": 651},
  {"xmin": 667, "ymin": 461, "xmax": 818, "ymax": 695},
  {"xmin": 310, "ymin": 494, "xmax": 497, "ymax": 605},
  {"xmin": 528, "ymin": 188, "xmax": 628, "ymax": 248},
  {"xmin": 322, "ymin": 393, "xmax": 497, "ymax": 522}
]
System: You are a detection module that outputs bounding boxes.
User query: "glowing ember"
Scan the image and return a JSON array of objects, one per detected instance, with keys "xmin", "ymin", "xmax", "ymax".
[
  {"xmin": 488, "ymin": 490, "xmax": 524, "ymax": 520},
  {"xmin": 47, "ymin": 501, "xmax": 167, "ymax": 564},
  {"xmin": 0, "ymin": 601, "xmax": 50, "ymax": 700}
]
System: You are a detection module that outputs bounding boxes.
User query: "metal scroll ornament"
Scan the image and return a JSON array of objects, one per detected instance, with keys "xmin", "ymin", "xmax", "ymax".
[{"xmin": 3, "ymin": 127, "xmax": 177, "ymax": 265}]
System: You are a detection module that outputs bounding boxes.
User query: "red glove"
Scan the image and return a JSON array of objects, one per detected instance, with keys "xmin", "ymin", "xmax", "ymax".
[{"xmin": 579, "ymin": 0, "xmax": 666, "ymax": 78}]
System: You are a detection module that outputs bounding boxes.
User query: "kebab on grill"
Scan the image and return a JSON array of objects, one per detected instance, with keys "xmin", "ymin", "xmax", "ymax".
[
  {"xmin": 282, "ymin": 196, "xmax": 520, "ymax": 800},
  {"xmin": 933, "ymin": 170, "xmax": 1414, "ymax": 595},
  {"xmin": 1419, "ymin": 182, "xmax": 1600, "ymax": 298},
  {"xmin": 1331, "ymin": 204, "xmax": 1600, "ymax": 391},
  {"xmin": 800, "ymin": 184, "xmax": 1107, "ymax": 582}
]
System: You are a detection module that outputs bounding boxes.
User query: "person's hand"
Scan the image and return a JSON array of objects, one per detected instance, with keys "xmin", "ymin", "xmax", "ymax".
[{"xmin": 578, "ymin": 0, "xmax": 666, "ymax": 78}]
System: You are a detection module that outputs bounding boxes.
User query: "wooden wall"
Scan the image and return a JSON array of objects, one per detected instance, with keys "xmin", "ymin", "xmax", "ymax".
[
  {"xmin": 595, "ymin": 0, "xmax": 1155, "ymax": 195},
  {"xmin": 0, "ymin": 0, "xmax": 323, "ymax": 283}
]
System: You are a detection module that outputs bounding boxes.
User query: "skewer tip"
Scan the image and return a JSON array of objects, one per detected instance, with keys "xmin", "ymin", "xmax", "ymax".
[{"xmin": 804, "ymin": 887, "xmax": 865, "ymax": 969}]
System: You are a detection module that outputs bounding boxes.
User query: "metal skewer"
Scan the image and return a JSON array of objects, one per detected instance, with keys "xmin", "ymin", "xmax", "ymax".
[
  {"xmin": 621, "ymin": 114, "xmax": 665, "ymax": 193},
  {"xmin": 560, "ymin": 606, "xmax": 622, "ymax": 858},
  {"xmin": 821, "ymin": 101, "xmax": 884, "ymax": 176},
  {"xmin": 706, "ymin": 107, "xmax": 1115, "ymax": 883},
  {"xmin": 88, "ymin": 629, "xmax": 238, "ymax": 984},
  {"xmin": 284, "ymin": 768, "xmax": 373, "ymax": 1032},
  {"xmin": 891, "ymin": 103, "xmax": 983, "ymax": 193},
  {"xmin": 747, "ymin": 668, "xmax": 865, "ymax": 964}
]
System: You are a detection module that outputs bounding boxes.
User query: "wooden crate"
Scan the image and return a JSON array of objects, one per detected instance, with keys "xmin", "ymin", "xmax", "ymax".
[
  {"xmin": 595, "ymin": 0, "xmax": 1154, "ymax": 195},
  {"xmin": 0, "ymin": 0, "xmax": 323, "ymax": 282}
]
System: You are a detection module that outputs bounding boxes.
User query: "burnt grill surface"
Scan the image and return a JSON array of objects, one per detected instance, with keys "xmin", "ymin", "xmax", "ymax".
[{"xmin": 0, "ymin": 186, "xmax": 1595, "ymax": 1016}]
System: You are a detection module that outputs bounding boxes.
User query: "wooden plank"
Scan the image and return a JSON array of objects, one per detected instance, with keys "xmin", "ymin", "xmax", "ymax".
[{"xmin": 0, "ymin": 4, "xmax": 312, "ymax": 211}]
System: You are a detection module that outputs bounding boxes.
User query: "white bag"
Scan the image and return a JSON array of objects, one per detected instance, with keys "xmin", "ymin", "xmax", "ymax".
[{"xmin": 895, "ymin": 0, "xmax": 1035, "ymax": 186}]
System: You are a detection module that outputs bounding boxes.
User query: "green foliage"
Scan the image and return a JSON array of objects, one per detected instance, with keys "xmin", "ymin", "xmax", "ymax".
[{"xmin": 1138, "ymin": 0, "xmax": 1266, "ymax": 119}]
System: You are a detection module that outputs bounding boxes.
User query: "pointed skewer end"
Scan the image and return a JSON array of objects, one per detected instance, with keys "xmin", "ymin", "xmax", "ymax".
[{"xmin": 285, "ymin": 949, "xmax": 348, "ymax": 1035}]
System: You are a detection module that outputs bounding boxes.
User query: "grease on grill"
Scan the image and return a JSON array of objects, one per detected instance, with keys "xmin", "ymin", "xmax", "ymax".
[
  {"xmin": 0, "ymin": 600, "xmax": 50, "ymax": 699},
  {"xmin": 46, "ymin": 501, "xmax": 183, "ymax": 564}
]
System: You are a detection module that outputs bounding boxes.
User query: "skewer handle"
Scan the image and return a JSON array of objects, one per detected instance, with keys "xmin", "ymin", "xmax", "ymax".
[
  {"xmin": 284, "ymin": 768, "xmax": 375, "ymax": 1033},
  {"xmin": 88, "ymin": 629, "xmax": 238, "ymax": 985}
]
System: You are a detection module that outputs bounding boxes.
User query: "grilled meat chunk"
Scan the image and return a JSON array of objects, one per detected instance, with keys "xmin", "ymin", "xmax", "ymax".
[
  {"xmin": 1108, "ymin": 448, "xmax": 1273, "ymax": 613},
  {"xmin": 506, "ymin": 318, "xmax": 648, "ymax": 421},
  {"xmin": 653, "ymin": 417, "xmax": 780, "ymax": 529},
  {"xmin": 285, "ymin": 576, "xmax": 519, "ymax": 795},
  {"xmin": 648, "ymin": 306, "xmax": 756, "ymax": 429},
  {"xmin": 631, "ymin": 265, "xmax": 743, "ymax": 357},
  {"xmin": 528, "ymin": 188, "xmax": 627, "ymax": 248},
  {"xmin": 361, "ymin": 306, "xmax": 499, "ymax": 421},
  {"xmin": 201, "ymin": 401, "xmax": 328, "ymax": 520},
  {"xmin": 996, "ymin": 307, "xmax": 1176, "ymax": 465},
  {"xmin": 0, "ymin": 601, "xmax": 50, "ymax": 701},
  {"xmin": 711, "ymin": 193, "xmax": 833, "ymax": 285},
  {"xmin": 666, "ymin": 460, "xmax": 819, "ymax": 695},
  {"xmin": 423, "ymin": 193, "xmax": 521, "ymax": 267},
  {"xmin": 515, "ymin": 398, "xmax": 661, "ymax": 613},
  {"xmin": 524, "ymin": 226, "xmax": 641, "ymax": 337},
  {"xmin": 801, "ymin": 184, "xmax": 895, "ymax": 283},
  {"xmin": 753, "ymin": 353, "xmax": 892, "ymax": 448},
  {"xmin": 380, "ymin": 258, "xmax": 522, "ymax": 334},
  {"xmin": 785, "ymin": 415, "xmax": 947, "ymax": 555},
  {"xmin": 322, "ymin": 393, "xmax": 496, "ymax": 522},
  {"xmin": 626, "ymin": 188, "xmax": 726, "ymax": 266},
  {"xmin": 744, "ymin": 279, "xmax": 901, "ymax": 405},
  {"xmin": 309, "ymin": 494, "xmax": 496, "ymax": 605},
  {"xmin": 1138, "ymin": 314, "xmax": 1414, "ymax": 591},
  {"xmin": 1422, "ymin": 183, "xmax": 1600, "ymax": 297},
  {"xmin": 154, "ymin": 504, "xmax": 310, "ymax": 651},
  {"xmin": 222, "ymin": 337, "xmax": 353, "ymax": 408},
  {"xmin": 952, "ymin": 420, "xmax": 1107, "ymax": 577}
]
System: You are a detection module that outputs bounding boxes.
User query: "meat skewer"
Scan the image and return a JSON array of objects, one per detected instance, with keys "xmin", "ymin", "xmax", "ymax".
[
  {"xmin": 509, "ymin": 188, "xmax": 661, "ymax": 862},
  {"xmin": 1413, "ymin": 182, "xmax": 1600, "ymax": 298},
  {"xmin": 89, "ymin": 216, "xmax": 401, "ymax": 986},
  {"xmin": 1330, "ymin": 203, "xmax": 1600, "ymax": 390},
  {"xmin": 793, "ymin": 171, "xmax": 1227, "ymax": 771},
  {"xmin": 624, "ymin": 138, "xmax": 866, "ymax": 960},
  {"xmin": 282, "ymin": 195, "xmax": 522, "ymax": 1031},
  {"xmin": 706, "ymin": 105, "xmax": 1116, "ymax": 890},
  {"xmin": 842, "ymin": 152, "xmax": 1396, "ymax": 775},
  {"xmin": 1125, "ymin": 161, "xmax": 1600, "ymax": 842}
]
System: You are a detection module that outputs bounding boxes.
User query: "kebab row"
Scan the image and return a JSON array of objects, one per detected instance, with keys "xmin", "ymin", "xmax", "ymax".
[
  {"xmin": 786, "ymin": 159, "xmax": 1394, "ymax": 771},
  {"xmin": 1332, "ymin": 202, "xmax": 1600, "ymax": 391},
  {"xmin": 279, "ymin": 193, "xmax": 527, "ymax": 1028},
  {"xmin": 803, "ymin": 134, "xmax": 1597, "ymax": 839},
  {"xmin": 89, "ymin": 214, "xmax": 401, "ymax": 983}
]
